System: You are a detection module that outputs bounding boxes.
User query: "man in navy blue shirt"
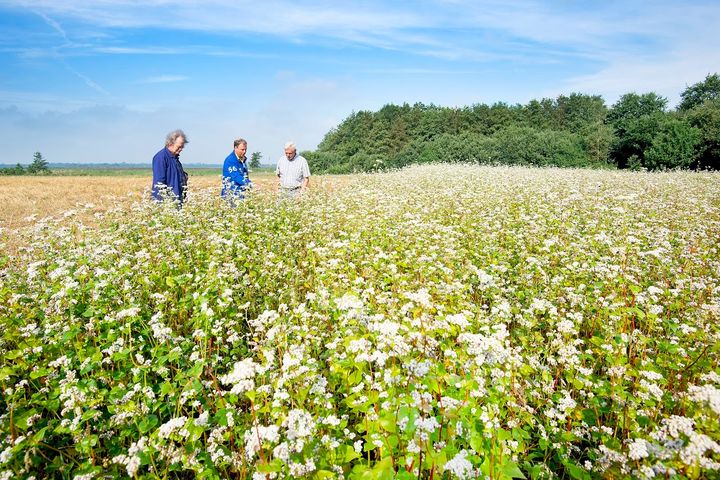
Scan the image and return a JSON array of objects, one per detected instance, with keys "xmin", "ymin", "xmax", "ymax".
[
  {"xmin": 152, "ymin": 129, "xmax": 189, "ymax": 204},
  {"xmin": 221, "ymin": 138, "xmax": 253, "ymax": 199}
]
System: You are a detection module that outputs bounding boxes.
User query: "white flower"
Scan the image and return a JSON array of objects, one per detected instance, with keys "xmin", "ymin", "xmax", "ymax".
[
  {"xmin": 244, "ymin": 424, "xmax": 281, "ymax": 460},
  {"xmin": 404, "ymin": 288, "xmax": 432, "ymax": 308},
  {"xmin": 157, "ymin": 417, "xmax": 187, "ymax": 439},
  {"xmin": 285, "ymin": 409, "xmax": 315, "ymax": 440},
  {"xmin": 627, "ymin": 438, "xmax": 650, "ymax": 460},
  {"xmin": 335, "ymin": 293, "xmax": 364, "ymax": 311},
  {"xmin": 415, "ymin": 416, "xmax": 440, "ymax": 441},
  {"xmin": 288, "ymin": 459, "xmax": 316, "ymax": 477},
  {"xmin": 112, "ymin": 436, "xmax": 147, "ymax": 477},
  {"xmin": 445, "ymin": 450, "xmax": 474, "ymax": 479},
  {"xmin": 446, "ymin": 313, "xmax": 470, "ymax": 328},
  {"xmin": 556, "ymin": 318, "xmax": 575, "ymax": 334},
  {"xmin": 195, "ymin": 411, "xmax": 210, "ymax": 427},
  {"xmin": 116, "ymin": 307, "xmax": 140, "ymax": 320},
  {"xmin": 220, "ymin": 358, "xmax": 259, "ymax": 395},
  {"xmin": 686, "ymin": 384, "xmax": 720, "ymax": 415},
  {"xmin": 273, "ymin": 442, "xmax": 290, "ymax": 462},
  {"xmin": 73, "ymin": 474, "xmax": 96, "ymax": 480},
  {"xmin": 49, "ymin": 355, "xmax": 71, "ymax": 369},
  {"xmin": 0, "ymin": 447, "xmax": 12, "ymax": 464}
]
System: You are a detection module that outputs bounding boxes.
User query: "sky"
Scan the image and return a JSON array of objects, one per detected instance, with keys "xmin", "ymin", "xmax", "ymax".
[{"xmin": 1, "ymin": 1, "xmax": 719, "ymax": 166}]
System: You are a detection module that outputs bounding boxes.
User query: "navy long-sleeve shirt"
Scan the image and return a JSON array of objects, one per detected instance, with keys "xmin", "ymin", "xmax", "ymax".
[
  {"xmin": 221, "ymin": 151, "xmax": 253, "ymax": 197},
  {"xmin": 152, "ymin": 147, "xmax": 188, "ymax": 203}
]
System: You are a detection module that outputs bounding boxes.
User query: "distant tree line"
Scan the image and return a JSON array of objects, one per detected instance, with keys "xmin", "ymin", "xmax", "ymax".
[
  {"xmin": 305, "ymin": 73, "xmax": 720, "ymax": 173},
  {"xmin": 0, "ymin": 152, "xmax": 51, "ymax": 175}
]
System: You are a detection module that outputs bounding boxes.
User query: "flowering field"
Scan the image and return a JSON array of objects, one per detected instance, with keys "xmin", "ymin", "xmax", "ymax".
[{"xmin": 1, "ymin": 164, "xmax": 719, "ymax": 479}]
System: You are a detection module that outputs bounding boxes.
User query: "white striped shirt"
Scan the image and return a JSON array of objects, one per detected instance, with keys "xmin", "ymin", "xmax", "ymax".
[{"xmin": 276, "ymin": 154, "xmax": 311, "ymax": 188}]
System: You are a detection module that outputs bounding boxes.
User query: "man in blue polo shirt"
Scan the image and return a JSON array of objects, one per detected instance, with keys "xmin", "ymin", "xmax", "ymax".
[
  {"xmin": 222, "ymin": 138, "xmax": 254, "ymax": 200},
  {"xmin": 152, "ymin": 129, "xmax": 189, "ymax": 205}
]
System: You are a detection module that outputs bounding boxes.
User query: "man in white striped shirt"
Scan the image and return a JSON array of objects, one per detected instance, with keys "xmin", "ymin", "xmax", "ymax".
[{"xmin": 276, "ymin": 141, "xmax": 311, "ymax": 197}]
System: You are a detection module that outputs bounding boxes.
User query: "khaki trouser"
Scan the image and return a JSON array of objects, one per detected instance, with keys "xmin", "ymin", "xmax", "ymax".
[{"xmin": 280, "ymin": 186, "xmax": 301, "ymax": 198}]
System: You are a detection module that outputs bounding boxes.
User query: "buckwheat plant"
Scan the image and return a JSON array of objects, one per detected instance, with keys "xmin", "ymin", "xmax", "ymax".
[{"xmin": 1, "ymin": 164, "xmax": 719, "ymax": 479}]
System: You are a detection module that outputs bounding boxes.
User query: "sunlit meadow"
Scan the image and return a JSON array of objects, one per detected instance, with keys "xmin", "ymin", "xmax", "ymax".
[{"xmin": 1, "ymin": 164, "xmax": 719, "ymax": 479}]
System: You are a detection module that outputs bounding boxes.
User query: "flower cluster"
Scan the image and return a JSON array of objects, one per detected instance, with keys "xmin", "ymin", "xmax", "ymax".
[{"xmin": 1, "ymin": 164, "xmax": 719, "ymax": 478}]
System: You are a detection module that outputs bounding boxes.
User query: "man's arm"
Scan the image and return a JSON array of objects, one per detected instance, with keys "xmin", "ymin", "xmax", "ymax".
[
  {"xmin": 301, "ymin": 158, "xmax": 311, "ymax": 190},
  {"xmin": 224, "ymin": 158, "xmax": 248, "ymax": 186},
  {"xmin": 151, "ymin": 152, "xmax": 167, "ymax": 200}
]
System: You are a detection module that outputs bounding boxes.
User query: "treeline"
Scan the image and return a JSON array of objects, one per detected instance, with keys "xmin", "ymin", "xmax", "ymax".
[
  {"xmin": 306, "ymin": 73, "xmax": 720, "ymax": 173},
  {"xmin": 0, "ymin": 152, "xmax": 51, "ymax": 175}
]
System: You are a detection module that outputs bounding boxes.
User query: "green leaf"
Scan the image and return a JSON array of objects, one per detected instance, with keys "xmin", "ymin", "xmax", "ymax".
[
  {"xmin": 341, "ymin": 444, "xmax": 361, "ymax": 463},
  {"xmin": 501, "ymin": 461, "xmax": 527, "ymax": 479},
  {"xmin": 81, "ymin": 409, "xmax": 99, "ymax": 421},
  {"xmin": 426, "ymin": 376, "xmax": 441, "ymax": 394},
  {"xmin": 77, "ymin": 435, "xmax": 98, "ymax": 455},
  {"xmin": 581, "ymin": 409, "xmax": 597, "ymax": 426},
  {"xmin": 379, "ymin": 414, "xmax": 396, "ymax": 433},
  {"xmin": 372, "ymin": 457, "xmax": 395, "ymax": 480},
  {"xmin": 565, "ymin": 462, "xmax": 587, "ymax": 480},
  {"xmin": 470, "ymin": 433, "xmax": 485, "ymax": 454},
  {"xmin": 15, "ymin": 408, "xmax": 38, "ymax": 430},
  {"xmin": 5, "ymin": 349, "xmax": 23, "ymax": 360},
  {"xmin": 188, "ymin": 361, "xmax": 205, "ymax": 378},
  {"xmin": 31, "ymin": 427, "xmax": 47, "ymax": 443},
  {"xmin": 138, "ymin": 415, "xmax": 159, "ymax": 433},
  {"xmin": 0, "ymin": 366, "xmax": 14, "ymax": 381},
  {"xmin": 29, "ymin": 367, "xmax": 51, "ymax": 379}
]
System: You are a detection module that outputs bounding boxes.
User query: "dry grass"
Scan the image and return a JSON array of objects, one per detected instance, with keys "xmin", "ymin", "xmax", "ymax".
[{"xmin": 0, "ymin": 172, "xmax": 353, "ymax": 252}]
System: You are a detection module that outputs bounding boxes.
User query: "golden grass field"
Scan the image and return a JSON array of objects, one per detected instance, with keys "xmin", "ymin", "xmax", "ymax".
[{"xmin": 0, "ymin": 171, "xmax": 348, "ymax": 251}]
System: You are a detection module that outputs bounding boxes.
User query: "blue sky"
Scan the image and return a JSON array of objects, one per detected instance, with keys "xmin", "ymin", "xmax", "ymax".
[{"xmin": 1, "ymin": 1, "xmax": 719, "ymax": 166}]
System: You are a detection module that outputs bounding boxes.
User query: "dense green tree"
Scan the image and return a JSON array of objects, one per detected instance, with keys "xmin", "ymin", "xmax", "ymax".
[
  {"xmin": 608, "ymin": 92, "xmax": 668, "ymax": 126},
  {"xmin": 610, "ymin": 111, "xmax": 699, "ymax": 170},
  {"xmin": 0, "ymin": 163, "xmax": 25, "ymax": 175},
  {"xmin": 524, "ymin": 94, "xmax": 607, "ymax": 133},
  {"xmin": 556, "ymin": 93, "xmax": 608, "ymax": 132},
  {"xmin": 394, "ymin": 132, "xmax": 493, "ymax": 166},
  {"xmin": 579, "ymin": 122, "xmax": 614, "ymax": 166},
  {"xmin": 678, "ymin": 73, "xmax": 720, "ymax": 112},
  {"xmin": 249, "ymin": 151, "xmax": 262, "ymax": 168},
  {"xmin": 683, "ymin": 98, "xmax": 720, "ymax": 169},
  {"xmin": 608, "ymin": 93, "xmax": 668, "ymax": 168},
  {"xmin": 643, "ymin": 116, "xmax": 699, "ymax": 170},
  {"xmin": 492, "ymin": 126, "xmax": 588, "ymax": 167},
  {"xmin": 611, "ymin": 112, "xmax": 663, "ymax": 169},
  {"xmin": 27, "ymin": 151, "xmax": 50, "ymax": 174},
  {"xmin": 524, "ymin": 98, "xmax": 558, "ymax": 130},
  {"xmin": 309, "ymin": 76, "xmax": 719, "ymax": 173}
]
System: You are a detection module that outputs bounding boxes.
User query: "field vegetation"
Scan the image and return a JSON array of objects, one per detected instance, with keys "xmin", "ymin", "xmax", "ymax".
[
  {"xmin": 1, "ymin": 165, "xmax": 719, "ymax": 479},
  {"xmin": 0, "ymin": 172, "xmax": 278, "ymax": 250}
]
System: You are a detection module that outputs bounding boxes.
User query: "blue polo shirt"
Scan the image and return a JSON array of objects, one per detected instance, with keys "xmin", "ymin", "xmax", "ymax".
[
  {"xmin": 221, "ymin": 151, "xmax": 253, "ymax": 197},
  {"xmin": 152, "ymin": 147, "xmax": 188, "ymax": 203}
]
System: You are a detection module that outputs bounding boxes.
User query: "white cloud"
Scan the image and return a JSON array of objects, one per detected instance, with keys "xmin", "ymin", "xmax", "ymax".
[
  {"xmin": 7, "ymin": 1, "xmax": 720, "ymax": 65},
  {"xmin": 1, "ymin": 0, "xmax": 719, "ymax": 166},
  {"xmin": 138, "ymin": 75, "xmax": 189, "ymax": 84},
  {"xmin": 36, "ymin": 11, "xmax": 68, "ymax": 40}
]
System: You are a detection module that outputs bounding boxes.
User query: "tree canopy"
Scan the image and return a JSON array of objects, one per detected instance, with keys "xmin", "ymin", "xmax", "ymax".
[{"xmin": 304, "ymin": 73, "xmax": 719, "ymax": 173}]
